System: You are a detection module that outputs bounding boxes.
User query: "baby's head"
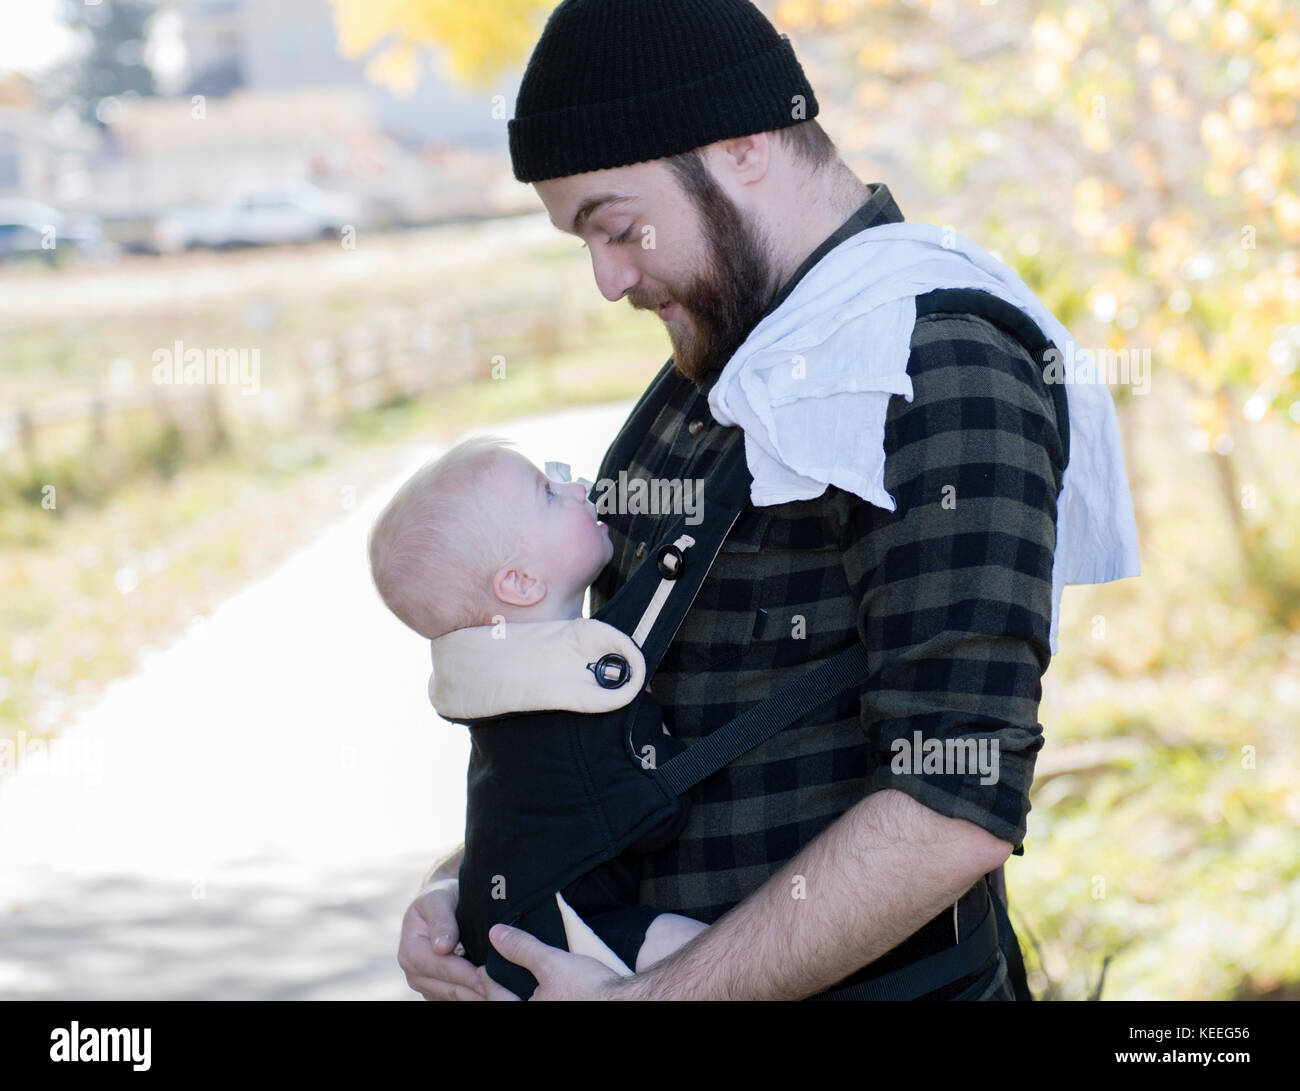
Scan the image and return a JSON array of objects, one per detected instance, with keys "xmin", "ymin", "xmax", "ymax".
[{"xmin": 368, "ymin": 435, "xmax": 612, "ymax": 640}]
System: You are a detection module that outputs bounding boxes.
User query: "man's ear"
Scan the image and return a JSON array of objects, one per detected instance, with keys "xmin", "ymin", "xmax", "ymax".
[
  {"xmin": 492, "ymin": 561, "xmax": 547, "ymax": 608},
  {"xmin": 712, "ymin": 132, "xmax": 770, "ymax": 185}
]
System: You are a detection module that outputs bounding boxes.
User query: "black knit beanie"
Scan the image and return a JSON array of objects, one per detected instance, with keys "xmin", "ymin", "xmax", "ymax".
[{"xmin": 508, "ymin": 0, "xmax": 819, "ymax": 183}]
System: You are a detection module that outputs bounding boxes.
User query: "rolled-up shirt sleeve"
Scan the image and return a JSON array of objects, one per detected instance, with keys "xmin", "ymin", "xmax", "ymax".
[{"xmin": 841, "ymin": 312, "xmax": 1065, "ymax": 852}]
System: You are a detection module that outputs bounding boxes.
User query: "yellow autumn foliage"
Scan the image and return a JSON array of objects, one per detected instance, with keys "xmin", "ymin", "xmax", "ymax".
[{"xmin": 327, "ymin": 0, "xmax": 554, "ymax": 91}]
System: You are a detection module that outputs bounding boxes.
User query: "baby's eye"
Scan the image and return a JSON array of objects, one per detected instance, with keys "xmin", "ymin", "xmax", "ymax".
[{"xmin": 545, "ymin": 482, "xmax": 556, "ymax": 500}]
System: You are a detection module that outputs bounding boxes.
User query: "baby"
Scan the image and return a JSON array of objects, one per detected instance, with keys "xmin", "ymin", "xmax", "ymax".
[{"xmin": 368, "ymin": 434, "xmax": 707, "ymax": 982}]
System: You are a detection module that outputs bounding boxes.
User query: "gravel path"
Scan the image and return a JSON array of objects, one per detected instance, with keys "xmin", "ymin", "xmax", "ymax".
[{"xmin": 0, "ymin": 402, "xmax": 634, "ymax": 999}]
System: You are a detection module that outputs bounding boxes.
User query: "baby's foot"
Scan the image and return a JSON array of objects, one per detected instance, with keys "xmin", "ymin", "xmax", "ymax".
[{"xmin": 636, "ymin": 913, "xmax": 709, "ymax": 971}]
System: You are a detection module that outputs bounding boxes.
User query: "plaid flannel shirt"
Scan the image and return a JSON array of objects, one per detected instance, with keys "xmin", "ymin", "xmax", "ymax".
[{"xmin": 588, "ymin": 183, "xmax": 1060, "ymax": 994}]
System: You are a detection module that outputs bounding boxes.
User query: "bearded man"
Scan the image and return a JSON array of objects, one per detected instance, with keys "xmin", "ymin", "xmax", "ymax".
[{"xmin": 398, "ymin": 0, "xmax": 1138, "ymax": 1002}]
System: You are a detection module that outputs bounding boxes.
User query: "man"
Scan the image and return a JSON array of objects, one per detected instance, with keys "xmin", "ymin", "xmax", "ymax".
[{"xmin": 400, "ymin": 0, "xmax": 1065, "ymax": 1001}]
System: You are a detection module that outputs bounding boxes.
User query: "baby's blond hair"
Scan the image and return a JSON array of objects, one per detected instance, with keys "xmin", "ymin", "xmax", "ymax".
[{"xmin": 368, "ymin": 435, "xmax": 515, "ymax": 640}]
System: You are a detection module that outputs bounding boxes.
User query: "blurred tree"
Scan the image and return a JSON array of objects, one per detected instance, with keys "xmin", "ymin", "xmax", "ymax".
[
  {"xmin": 778, "ymin": 0, "xmax": 1299, "ymax": 613},
  {"xmin": 49, "ymin": 0, "xmax": 158, "ymax": 125},
  {"xmin": 327, "ymin": 0, "xmax": 554, "ymax": 93}
]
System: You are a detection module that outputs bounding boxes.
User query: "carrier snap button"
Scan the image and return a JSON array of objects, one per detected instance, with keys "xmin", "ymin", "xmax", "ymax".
[
  {"xmin": 656, "ymin": 543, "xmax": 685, "ymax": 579},
  {"xmin": 590, "ymin": 653, "xmax": 631, "ymax": 689},
  {"xmin": 687, "ymin": 419, "xmax": 704, "ymax": 436},
  {"xmin": 634, "ymin": 541, "xmax": 647, "ymax": 559}
]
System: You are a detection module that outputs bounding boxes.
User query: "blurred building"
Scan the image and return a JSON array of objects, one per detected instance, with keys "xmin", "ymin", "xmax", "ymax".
[
  {"xmin": 75, "ymin": 85, "xmax": 534, "ymax": 245},
  {"xmin": 0, "ymin": 75, "xmax": 97, "ymax": 203},
  {"xmin": 30, "ymin": 0, "xmax": 536, "ymax": 244},
  {"xmin": 177, "ymin": 0, "xmax": 518, "ymax": 149},
  {"xmin": 94, "ymin": 85, "xmax": 381, "ymax": 216}
]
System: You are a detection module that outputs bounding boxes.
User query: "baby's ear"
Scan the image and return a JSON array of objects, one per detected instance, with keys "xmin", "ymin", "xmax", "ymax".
[{"xmin": 491, "ymin": 562, "xmax": 546, "ymax": 608}]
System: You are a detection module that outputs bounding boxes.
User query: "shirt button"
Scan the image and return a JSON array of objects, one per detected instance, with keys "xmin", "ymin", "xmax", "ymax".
[
  {"xmin": 687, "ymin": 419, "xmax": 704, "ymax": 436},
  {"xmin": 635, "ymin": 542, "xmax": 647, "ymax": 559}
]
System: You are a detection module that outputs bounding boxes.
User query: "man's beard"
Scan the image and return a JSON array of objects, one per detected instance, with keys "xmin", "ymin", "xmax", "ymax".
[{"xmin": 633, "ymin": 158, "xmax": 781, "ymax": 386}]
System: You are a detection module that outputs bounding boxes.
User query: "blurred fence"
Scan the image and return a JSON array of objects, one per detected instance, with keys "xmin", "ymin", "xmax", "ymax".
[{"xmin": 0, "ymin": 292, "xmax": 584, "ymax": 487}]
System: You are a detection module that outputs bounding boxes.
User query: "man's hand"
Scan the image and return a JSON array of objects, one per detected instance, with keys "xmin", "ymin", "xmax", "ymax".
[
  {"xmin": 484, "ymin": 924, "xmax": 627, "ymax": 1001},
  {"xmin": 397, "ymin": 877, "xmax": 487, "ymax": 1001}
]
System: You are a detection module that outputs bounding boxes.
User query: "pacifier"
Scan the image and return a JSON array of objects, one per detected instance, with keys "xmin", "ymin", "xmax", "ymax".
[{"xmin": 544, "ymin": 461, "xmax": 594, "ymax": 492}]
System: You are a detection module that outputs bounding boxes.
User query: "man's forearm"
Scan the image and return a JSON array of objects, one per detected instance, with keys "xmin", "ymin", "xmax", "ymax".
[{"xmin": 616, "ymin": 789, "xmax": 1012, "ymax": 1001}]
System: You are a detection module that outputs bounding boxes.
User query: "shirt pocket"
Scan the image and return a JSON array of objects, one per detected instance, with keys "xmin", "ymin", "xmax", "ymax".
[
  {"xmin": 662, "ymin": 510, "xmax": 772, "ymax": 673},
  {"xmin": 733, "ymin": 501, "xmax": 859, "ymax": 674}
]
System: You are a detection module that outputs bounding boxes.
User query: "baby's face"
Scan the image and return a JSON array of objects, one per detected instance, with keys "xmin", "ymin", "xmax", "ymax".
[{"xmin": 486, "ymin": 450, "xmax": 613, "ymax": 605}]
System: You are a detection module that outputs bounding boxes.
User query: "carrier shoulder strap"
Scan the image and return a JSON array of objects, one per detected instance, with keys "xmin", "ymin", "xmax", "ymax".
[
  {"xmin": 602, "ymin": 423, "xmax": 755, "ymax": 680},
  {"xmin": 655, "ymin": 641, "xmax": 867, "ymax": 795}
]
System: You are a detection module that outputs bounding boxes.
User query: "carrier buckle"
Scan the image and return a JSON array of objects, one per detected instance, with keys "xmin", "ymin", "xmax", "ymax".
[
  {"xmin": 589, "ymin": 653, "xmax": 631, "ymax": 689},
  {"xmin": 655, "ymin": 543, "xmax": 686, "ymax": 580}
]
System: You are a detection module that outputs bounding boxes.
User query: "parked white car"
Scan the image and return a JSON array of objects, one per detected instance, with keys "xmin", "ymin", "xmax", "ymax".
[
  {"xmin": 153, "ymin": 182, "xmax": 366, "ymax": 252},
  {"xmin": 0, "ymin": 199, "xmax": 113, "ymax": 264}
]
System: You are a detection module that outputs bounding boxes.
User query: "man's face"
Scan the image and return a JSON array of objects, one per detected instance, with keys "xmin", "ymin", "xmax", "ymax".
[{"xmin": 536, "ymin": 156, "xmax": 780, "ymax": 384}]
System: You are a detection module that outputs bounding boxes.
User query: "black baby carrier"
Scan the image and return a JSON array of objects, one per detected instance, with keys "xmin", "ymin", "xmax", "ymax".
[{"xmin": 449, "ymin": 312, "xmax": 1052, "ymax": 998}]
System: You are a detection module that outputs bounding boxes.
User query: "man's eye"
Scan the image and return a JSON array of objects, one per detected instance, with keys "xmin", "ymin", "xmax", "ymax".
[{"xmin": 579, "ymin": 228, "xmax": 631, "ymax": 248}]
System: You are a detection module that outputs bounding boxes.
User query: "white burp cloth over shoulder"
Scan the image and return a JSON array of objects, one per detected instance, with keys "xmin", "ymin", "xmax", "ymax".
[{"xmin": 706, "ymin": 222, "xmax": 1141, "ymax": 655}]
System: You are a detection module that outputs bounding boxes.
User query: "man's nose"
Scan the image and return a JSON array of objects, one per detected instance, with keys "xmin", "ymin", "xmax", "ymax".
[{"xmin": 589, "ymin": 247, "xmax": 639, "ymax": 303}]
